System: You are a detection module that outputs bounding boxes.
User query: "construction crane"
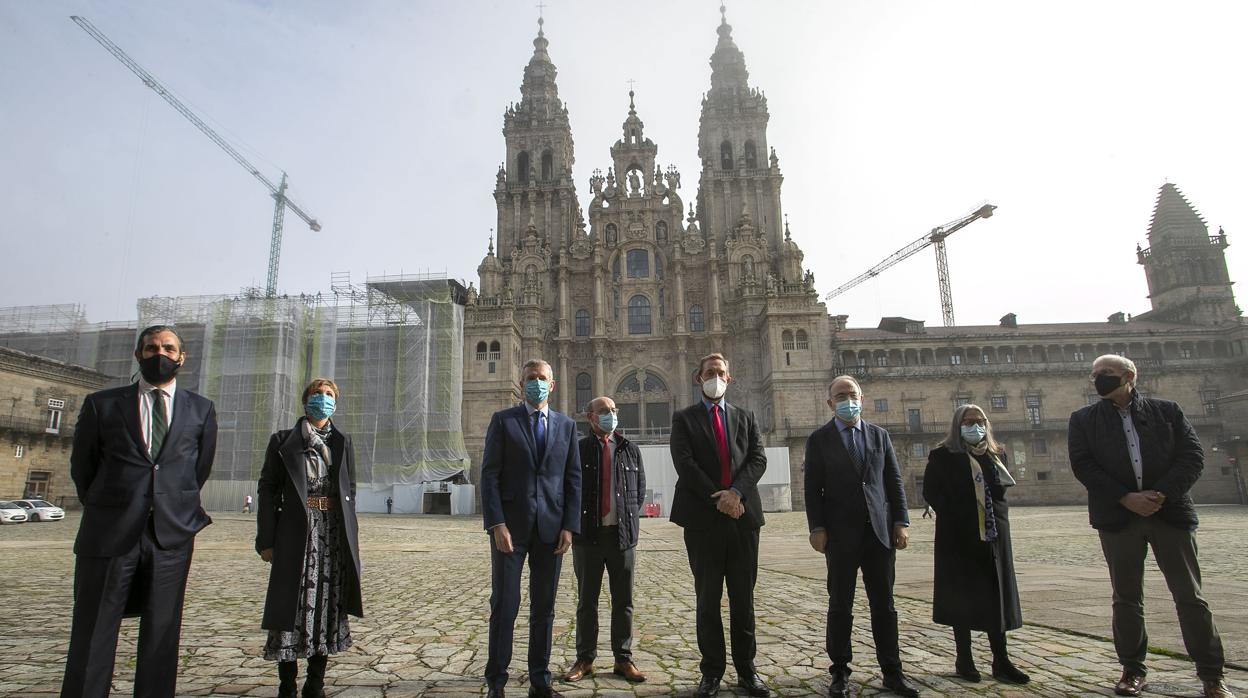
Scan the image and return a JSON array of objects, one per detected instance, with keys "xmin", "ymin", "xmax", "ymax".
[
  {"xmin": 823, "ymin": 204, "xmax": 996, "ymax": 327},
  {"xmin": 70, "ymin": 15, "xmax": 321, "ymax": 298}
]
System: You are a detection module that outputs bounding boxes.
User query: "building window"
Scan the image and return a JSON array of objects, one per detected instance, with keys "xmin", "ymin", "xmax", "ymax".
[
  {"xmin": 575, "ymin": 373, "xmax": 592, "ymax": 413},
  {"xmin": 1003, "ymin": 351, "xmax": 1014, "ymax": 363},
  {"xmin": 517, "ymin": 151, "xmax": 530, "ymax": 184},
  {"xmin": 954, "ymin": 395, "xmax": 972, "ymax": 409},
  {"xmin": 990, "ymin": 395, "xmax": 1007, "ymax": 411},
  {"xmin": 781, "ymin": 330, "xmax": 795, "ymax": 351},
  {"xmin": 541, "ymin": 149, "xmax": 554, "ymax": 181},
  {"xmin": 795, "ymin": 330, "xmax": 809, "ymax": 350},
  {"xmin": 475, "ymin": 341, "xmax": 487, "ymax": 361},
  {"xmin": 876, "ymin": 356, "xmax": 888, "ymax": 367},
  {"xmin": 628, "ymin": 295, "xmax": 652, "ymax": 334},
  {"xmin": 1180, "ymin": 347, "xmax": 1193, "ymax": 359},
  {"xmin": 14, "ymin": 445, "xmax": 24, "ymax": 459},
  {"xmin": 874, "ymin": 399, "xmax": 888, "ymax": 413},
  {"xmin": 626, "ymin": 249, "xmax": 649, "ymax": 278},
  {"xmin": 1025, "ymin": 395, "xmax": 1042, "ymax": 427},
  {"xmin": 48, "ymin": 398, "xmax": 66, "ymax": 409},
  {"xmin": 720, "ymin": 140, "xmax": 733, "ymax": 170},
  {"xmin": 907, "ymin": 408, "xmax": 923, "ymax": 433},
  {"xmin": 744, "ymin": 140, "xmax": 758, "ymax": 169},
  {"xmin": 910, "ymin": 442, "xmax": 926, "ymax": 458},
  {"xmin": 489, "ymin": 340, "xmax": 501, "ymax": 361},
  {"xmin": 575, "ymin": 309, "xmax": 590, "ymax": 337},
  {"xmin": 1201, "ymin": 390, "xmax": 1220, "ymax": 416},
  {"xmin": 1072, "ymin": 350, "xmax": 1085, "ymax": 361},
  {"xmin": 24, "ymin": 470, "xmax": 50, "ymax": 499},
  {"xmin": 488, "ymin": 361, "xmax": 496, "ymax": 374},
  {"xmin": 1036, "ymin": 471, "xmax": 1051, "ymax": 481},
  {"xmin": 981, "ymin": 353, "xmax": 991, "ymax": 364},
  {"xmin": 950, "ymin": 353, "xmax": 963, "ymax": 365},
  {"xmin": 689, "ymin": 304, "xmax": 704, "ymax": 332},
  {"xmin": 1033, "ymin": 438, "xmax": 1048, "ymax": 455},
  {"xmin": 46, "ymin": 409, "xmax": 62, "ymax": 434}
]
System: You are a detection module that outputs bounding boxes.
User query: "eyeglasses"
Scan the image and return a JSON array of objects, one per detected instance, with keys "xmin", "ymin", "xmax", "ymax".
[{"xmin": 961, "ymin": 418, "xmax": 987, "ymax": 426}]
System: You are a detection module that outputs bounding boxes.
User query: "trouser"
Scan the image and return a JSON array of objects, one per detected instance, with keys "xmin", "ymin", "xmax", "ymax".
[
  {"xmin": 1099, "ymin": 515, "xmax": 1225, "ymax": 680},
  {"xmin": 61, "ymin": 522, "xmax": 195, "ymax": 698},
  {"xmin": 825, "ymin": 527, "xmax": 901, "ymax": 675},
  {"xmin": 683, "ymin": 522, "xmax": 759, "ymax": 679},
  {"xmin": 572, "ymin": 526, "xmax": 636, "ymax": 663},
  {"xmin": 484, "ymin": 527, "xmax": 563, "ymax": 689},
  {"xmin": 954, "ymin": 626, "xmax": 1009, "ymax": 663}
]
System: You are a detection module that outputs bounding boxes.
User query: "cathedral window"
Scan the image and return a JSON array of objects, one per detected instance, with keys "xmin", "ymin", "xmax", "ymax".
[
  {"xmin": 576, "ymin": 373, "xmax": 592, "ymax": 413},
  {"xmin": 626, "ymin": 249, "xmax": 650, "ymax": 278},
  {"xmin": 575, "ymin": 309, "xmax": 590, "ymax": 337},
  {"xmin": 517, "ymin": 151, "xmax": 530, "ymax": 184},
  {"xmin": 643, "ymin": 375, "xmax": 668, "ymax": 392},
  {"xmin": 541, "ymin": 149, "xmax": 554, "ymax": 181},
  {"xmin": 795, "ymin": 329, "xmax": 809, "ymax": 350},
  {"xmin": 744, "ymin": 140, "xmax": 758, "ymax": 169},
  {"xmin": 618, "ymin": 375, "xmax": 641, "ymax": 392},
  {"xmin": 489, "ymin": 340, "xmax": 501, "ymax": 360},
  {"xmin": 475, "ymin": 341, "xmax": 487, "ymax": 360},
  {"xmin": 781, "ymin": 330, "xmax": 795, "ymax": 350},
  {"xmin": 628, "ymin": 295, "xmax": 652, "ymax": 334},
  {"xmin": 720, "ymin": 140, "xmax": 733, "ymax": 170},
  {"xmin": 656, "ymin": 220, "xmax": 668, "ymax": 243},
  {"xmin": 689, "ymin": 304, "xmax": 705, "ymax": 332}
]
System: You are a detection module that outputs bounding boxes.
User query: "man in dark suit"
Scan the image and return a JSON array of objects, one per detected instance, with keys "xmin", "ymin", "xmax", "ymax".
[
  {"xmin": 61, "ymin": 325, "xmax": 218, "ymax": 698},
  {"xmin": 480, "ymin": 359, "xmax": 582, "ymax": 698},
  {"xmin": 804, "ymin": 375, "xmax": 918, "ymax": 698},
  {"xmin": 564, "ymin": 395, "xmax": 647, "ymax": 684},
  {"xmin": 1070, "ymin": 355, "xmax": 1233, "ymax": 698},
  {"xmin": 669, "ymin": 353, "xmax": 770, "ymax": 698}
]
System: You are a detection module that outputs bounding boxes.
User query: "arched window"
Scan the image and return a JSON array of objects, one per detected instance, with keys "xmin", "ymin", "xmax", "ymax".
[
  {"xmin": 744, "ymin": 140, "xmax": 758, "ymax": 169},
  {"xmin": 626, "ymin": 249, "xmax": 649, "ymax": 278},
  {"xmin": 576, "ymin": 372, "xmax": 592, "ymax": 413},
  {"xmin": 517, "ymin": 151, "xmax": 530, "ymax": 184},
  {"xmin": 689, "ymin": 304, "xmax": 705, "ymax": 332},
  {"xmin": 720, "ymin": 140, "xmax": 734, "ymax": 170},
  {"xmin": 655, "ymin": 220, "xmax": 668, "ymax": 242},
  {"xmin": 795, "ymin": 329, "xmax": 809, "ymax": 350},
  {"xmin": 628, "ymin": 295, "xmax": 651, "ymax": 334},
  {"xmin": 643, "ymin": 375, "xmax": 668, "ymax": 392},
  {"xmin": 781, "ymin": 330, "xmax": 795, "ymax": 350},
  {"xmin": 489, "ymin": 340, "xmax": 501, "ymax": 359},
  {"xmin": 541, "ymin": 149, "xmax": 554, "ymax": 181},
  {"xmin": 475, "ymin": 341, "xmax": 487, "ymax": 360},
  {"xmin": 575, "ymin": 309, "xmax": 590, "ymax": 337},
  {"xmin": 617, "ymin": 375, "xmax": 641, "ymax": 392}
]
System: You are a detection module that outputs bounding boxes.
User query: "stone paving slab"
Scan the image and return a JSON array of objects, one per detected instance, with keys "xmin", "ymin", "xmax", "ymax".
[{"xmin": 0, "ymin": 507, "xmax": 1244, "ymax": 696}]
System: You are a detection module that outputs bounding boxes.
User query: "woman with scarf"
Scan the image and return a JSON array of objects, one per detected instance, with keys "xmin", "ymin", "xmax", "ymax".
[
  {"xmin": 922, "ymin": 404, "xmax": 1029, "ymax": 685},
  {"xmin": 256, "ymin": 378, "xmax": 363, "ymax": 698}
]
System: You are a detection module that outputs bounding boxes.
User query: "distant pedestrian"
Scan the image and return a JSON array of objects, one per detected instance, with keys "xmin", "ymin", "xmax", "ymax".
[
  {"xmin": 921, "ymin": 504, "xmax": 933, "ymax": 519},
  {"xmin": 386, "ymin": 496, "xmax": 393, "ymax": 514},
  {"xmin": 243, "ymin": 493, "xmax": 253, "ymax": 514},
  {"xmin": 1069, "ymin": 355, "xmax": 1234, "ymax": 698}
]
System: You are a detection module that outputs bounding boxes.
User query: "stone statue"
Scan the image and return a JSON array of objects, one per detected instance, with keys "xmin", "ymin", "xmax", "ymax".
[{"xmin": 628, "ymin": 168, "xmax": 641, "ymax": 194}]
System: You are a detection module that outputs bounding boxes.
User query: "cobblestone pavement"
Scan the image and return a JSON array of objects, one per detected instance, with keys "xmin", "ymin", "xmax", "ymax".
[{"xmin": 0, "ymin": 507, "xmax": 1245, "ymax": 697}]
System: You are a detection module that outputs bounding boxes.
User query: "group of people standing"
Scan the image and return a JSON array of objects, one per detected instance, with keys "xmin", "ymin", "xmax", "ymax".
[{"xmin": 58, "ymin": 326, "xmax": 1235, "ymax": 698}]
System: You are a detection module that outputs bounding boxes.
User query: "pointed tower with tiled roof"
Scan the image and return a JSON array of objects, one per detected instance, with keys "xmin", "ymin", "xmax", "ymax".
[{"xmin": 1135, "ymin": 183, "xmax": 1238, "ymax": 325}]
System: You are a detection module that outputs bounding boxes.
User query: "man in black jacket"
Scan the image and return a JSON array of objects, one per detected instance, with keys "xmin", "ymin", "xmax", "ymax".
[
  {"xmin": 805, "ymin": 375, "xmax": 918, "ymax": 698},
  {"xmin": 1069, "ymin": 355, "xmax": 1233, "ymax": 698},
  {"xmin": 61, "ymin": 325, "xmax": 218, "ymax": 698},
  {"xmin": 670, "ymin": 353, "xmax": 770, "ymax": 698},
  {"xmin": 563, "ymin": 396, "xmax": 647, "ymax": 684}
]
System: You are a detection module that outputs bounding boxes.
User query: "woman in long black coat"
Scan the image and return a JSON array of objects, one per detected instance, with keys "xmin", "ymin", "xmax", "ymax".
[
  {"xmin": 256, "ymin": 378, "xmax": 363, "ymax": 698},
  {"xmin": 922, "ymin": 404, "xmax": 1029, "ymax": 685}
]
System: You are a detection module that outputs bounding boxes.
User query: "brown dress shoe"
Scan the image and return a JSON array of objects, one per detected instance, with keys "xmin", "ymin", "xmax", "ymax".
[
  {"xmin": 1114, "ymin": 672, "xmax": 1146, "ymax": 697},
  {"xmin": 613, "ymin": 660, "xmax": 647, "ymax": 683},
  {"xmin": 1203, "ymin": 678, "xmax": 1236, "ymax": 698},
  {"xmin": 563, "ymin": 659, "xmax": 594, "ymax": 682}
]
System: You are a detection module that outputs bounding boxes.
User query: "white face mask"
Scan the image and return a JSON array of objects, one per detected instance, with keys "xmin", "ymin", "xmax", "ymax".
[{"xmin": 702, "ymin": 376, "xmax": 728, "ymax": 400}]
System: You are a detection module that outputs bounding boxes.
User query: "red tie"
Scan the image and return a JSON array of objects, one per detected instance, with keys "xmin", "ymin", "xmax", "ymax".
[
  {"xmin": 600, "ymin": 436, "xmax": 612, "ymax": 519},
  {"xmin": 711, "ymin": 404, "xmax": 731, "ymax": 488}
]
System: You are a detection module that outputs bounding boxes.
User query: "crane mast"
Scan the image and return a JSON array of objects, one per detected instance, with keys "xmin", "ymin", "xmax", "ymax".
[
  {"xmin": 70, "ymin": 15, "xmax": 321, "ymax": 297},
  {"xmin": 824, "ymin": 204, "xmax": 996, "ymax": 326}
]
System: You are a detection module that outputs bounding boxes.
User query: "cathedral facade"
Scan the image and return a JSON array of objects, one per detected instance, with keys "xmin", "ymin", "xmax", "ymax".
[{"xmin": 461, "ymin": 15, "xmax": 1248, "ymax": 509}]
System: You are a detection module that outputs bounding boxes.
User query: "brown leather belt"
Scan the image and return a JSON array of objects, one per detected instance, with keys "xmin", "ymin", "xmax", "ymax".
[{"xmin": 306, "ymin": 496, "xmax": 335, "ymax": 511}]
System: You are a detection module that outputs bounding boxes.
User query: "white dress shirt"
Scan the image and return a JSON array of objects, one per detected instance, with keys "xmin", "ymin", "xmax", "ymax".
[{"xmin": 137, "ymin": 377, "xmax": 177, "ymax": 457}]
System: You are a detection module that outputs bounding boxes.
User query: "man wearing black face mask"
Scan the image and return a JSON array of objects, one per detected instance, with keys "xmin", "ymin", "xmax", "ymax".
[
  {"xmin": 61, "ymin": 325, "xmax": 218, "ymax": 698},
  {"xmin": 1068, "ymin": 355, "xmax": 1233, "ymax": 698}
]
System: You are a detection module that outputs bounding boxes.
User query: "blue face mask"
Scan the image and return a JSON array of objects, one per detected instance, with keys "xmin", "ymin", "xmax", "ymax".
[
  {"xmin": 305, "ymin": 393, "xmax": 335, "ymax": 421},
  {"xmin": 596, "ymin": 412, "xmax": 618, "ymax": 434},
  {"xmin": 961, "ymin": 424, "xmax": 987, "ymax": 444},
  {"xmin": 835, "ymin": 399, "xmax": 861, "ymax": 422},
  {"xmin": 524, "ymin": 379, "xmax": 550, "ymax": 405}
]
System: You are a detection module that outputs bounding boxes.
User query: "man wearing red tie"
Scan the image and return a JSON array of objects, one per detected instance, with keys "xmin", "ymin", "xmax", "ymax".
[
  {"xmin": 563, "ymin": 396, "xmax": 647, "ymax": 684},
  {"xmin": 669, "ymin": 353, "xmax": 770, "ymax": 698}
]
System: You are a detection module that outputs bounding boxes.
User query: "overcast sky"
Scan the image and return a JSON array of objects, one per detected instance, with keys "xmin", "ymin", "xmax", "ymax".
[{"xmin": 2, "ymin": 1, "xmax": 1246, "ymax": 328}]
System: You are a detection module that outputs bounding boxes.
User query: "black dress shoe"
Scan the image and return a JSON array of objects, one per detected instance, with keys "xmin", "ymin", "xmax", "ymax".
[
  {"xmin": 527, "ymin": 686, "xmax": 563, "ymax": 698},
  {"xmin": 695, "ymin": 674, "xmax": 721, "ymax": 697},
  {"xmin": 992, "ymin": 659, "xmax": 1030, "ymax": 685},
  {"xmin": 955, "ymin": 657, "xmax": 981, "ymax": 682},
  {"xmin": 486, "ymin": 687, "xmax": 505, "ymax": 698},
  {"xmin": 737, "ymin": 673, "xmax": 771, "ymax": 697},
  {"xmin": 828, "ymin": 668, "xmax": 851, "ymax": 698},
  {"xmin": 881, "ymin": 671, "xmax": 920, "ymax": 697}
]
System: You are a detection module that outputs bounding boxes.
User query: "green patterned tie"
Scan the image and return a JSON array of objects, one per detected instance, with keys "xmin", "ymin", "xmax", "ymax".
[{"xmin": 150, "ymin": 388, "xmax": 168, "ymax": 458}]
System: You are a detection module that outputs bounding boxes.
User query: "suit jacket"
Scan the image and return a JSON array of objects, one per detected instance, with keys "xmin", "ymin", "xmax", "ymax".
[
  {"xmin": 480, "ymin": 404, "xmax": 582, "ymax": 545},
  {"xmin": 1069, "ymin": 391, "xmax": 1203, "ymax": 531},
  {"xmin": 668, "ymin": 400, "xmax": 768, "ymax": 530},
  {"xmin": 803, "ymin": 418, "xmax": 908, "ymax": 549},
  {"xmin": 576, "ymin": 432, "xmax": 646, "ymax": 550},
  {"xmin": 255, "ymin": 419, "xmax": 364, "ymax": 629},
  {"xmin": 70, "ymin": 383, "xmax": 217, "ymax": 557}
]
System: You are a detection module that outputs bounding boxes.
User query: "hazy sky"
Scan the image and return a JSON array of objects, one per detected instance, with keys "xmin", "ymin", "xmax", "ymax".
[{"xmin": 2, "ymin": 1, "xmax": 1246, "ymax": 328}]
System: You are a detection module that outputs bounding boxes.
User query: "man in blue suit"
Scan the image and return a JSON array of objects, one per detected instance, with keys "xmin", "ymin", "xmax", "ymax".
[
  {"xmin": 805, "ymin": 375, "xmax": 919, "ymax": 698},
  {"xmin": 480, "ymin": 359, "xmax": 582, "ymax": 698}
]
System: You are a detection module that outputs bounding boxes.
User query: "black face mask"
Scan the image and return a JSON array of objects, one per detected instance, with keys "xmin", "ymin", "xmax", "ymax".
[
  {"xmin": 1094, "ymin": 373, "xmax": 1122, "ymax": 397},
  {"xmin": 139, "ymin": 354, "xmax": 181, "ymax": 384}
]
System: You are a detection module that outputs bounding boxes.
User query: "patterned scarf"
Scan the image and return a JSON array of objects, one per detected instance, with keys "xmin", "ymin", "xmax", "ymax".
[
  {"xmin": 300, "ymin": 418, "xmax": 333, "ymax": 481},
  {"xmin": 965, "ymin": 440, "xmax": 1007, "ymax": 542}
]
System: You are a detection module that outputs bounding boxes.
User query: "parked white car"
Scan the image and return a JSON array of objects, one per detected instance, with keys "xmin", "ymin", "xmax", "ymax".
[
  {"xmin": 13, "ymin": 499, "xmax": 65, "ymax": 522},
  {"xmin": 0, "ymin": 501, "xmax": 28, "ymax": 525}
]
